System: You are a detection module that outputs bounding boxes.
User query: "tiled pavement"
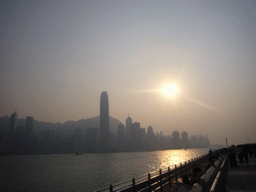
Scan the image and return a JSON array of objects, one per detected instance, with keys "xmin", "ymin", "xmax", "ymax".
[{"xmin": 226, "ymin": 156, "xmax": 256, "ymax": 192}]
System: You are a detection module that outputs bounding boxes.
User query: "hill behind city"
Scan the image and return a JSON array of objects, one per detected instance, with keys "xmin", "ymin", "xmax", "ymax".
[{"xmin": 0, "ymin": 115, "xmax": 123, "ymax": 136}]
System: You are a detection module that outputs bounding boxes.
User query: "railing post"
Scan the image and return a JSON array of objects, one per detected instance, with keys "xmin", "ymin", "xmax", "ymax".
[
  {"xmin": 148, "ymin": 173, "xmax": 151, "ymax": 192},
  {"xmin": 185, "ymin": 161, "xmax": 187, "ymax": 174},
  {"xmin": 180, "ymin": 163, "xmax": 182, "ymax": 175},
  {"xmin": 110, "ymin": 185, "xmax": 113, "ymax": 192},
  {"xmin": 159, "ymin": 169, "xmax": 163, "ymax": 192},
  {"xmin": 132, "ymin": 178, "xmax": 136, "ymax": 192},
  {"xmin": 168, "ymin": 167, "xmax": 172, "ymax": 188},
  {"xmin": 175, "ymin": 164, "xmax": 178, "ymax": 183},
  {"xmin": 189, "ymin": 159, "xmax": 192, "ymax": 173}
]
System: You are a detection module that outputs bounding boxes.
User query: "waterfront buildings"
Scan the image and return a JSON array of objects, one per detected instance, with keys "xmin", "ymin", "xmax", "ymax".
[
  {"xmin": 190, "ymin": 134, "xmax": 211, "ymax": 148},
  {"xmin": 85, "ymin": 127, "xmax": 99, "ymax": 152},
  {"xmin": 181, "ymin": 131, "xmax": 189, "ymax": 148},
  {"xmin": 172, "ymin": 131, "xmax": 181, "ymax": 148},
  {"xmin": 147, "ymin": 126, "xmax": 157, "ymax": 150},
  {"xmin": 0, "ymin": 92, "xmax": 211, "ymax": 155}
]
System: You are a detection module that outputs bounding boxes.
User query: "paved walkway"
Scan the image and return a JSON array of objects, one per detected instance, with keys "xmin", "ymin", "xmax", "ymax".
[{"xmin": 226, "ymin": 156, "xmax": 256, "ymax": 192}]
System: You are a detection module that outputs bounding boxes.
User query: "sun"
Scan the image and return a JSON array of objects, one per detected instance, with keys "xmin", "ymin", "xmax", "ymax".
[{"xmin": 160, "ymin": 83, "xmax": 178, "ymax": 97}]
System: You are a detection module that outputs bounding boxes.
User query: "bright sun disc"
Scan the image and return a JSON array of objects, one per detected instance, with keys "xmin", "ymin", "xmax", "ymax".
[{"xmin": 160, "ymin": 83, "xmax": 178, "ymax": 97}]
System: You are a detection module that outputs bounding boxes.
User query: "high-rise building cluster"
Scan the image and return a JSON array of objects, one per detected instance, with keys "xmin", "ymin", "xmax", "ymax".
[
  {"xmin": 0, "ymin": 92, "xmax": 210, "ymax": 155},
  {"xmin": 94, "ymin": 91, "xmax": 211, "ymax": 152},
  {"xmin": 1, "ymin": 112, "xmax": 37, "ymax": 155}
]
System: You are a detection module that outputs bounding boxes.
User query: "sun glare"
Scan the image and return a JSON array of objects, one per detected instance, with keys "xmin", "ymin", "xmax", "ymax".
[{"xmin": 160, "ymin": 83, "xmax": 178, "ymax": 97}]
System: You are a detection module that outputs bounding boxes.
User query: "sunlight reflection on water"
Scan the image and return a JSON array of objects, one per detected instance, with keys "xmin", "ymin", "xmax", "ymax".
[{"xmin": 0, "ymin": 148, "xmax": 211, "ymax": 191}]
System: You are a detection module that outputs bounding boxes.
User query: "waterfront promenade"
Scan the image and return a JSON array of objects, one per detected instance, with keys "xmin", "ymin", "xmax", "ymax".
[
  {"xmin": 226, "ymin": 155, "xmax": 256, "ymax": 192},
  {"xmin": 93, "ymin": 147, "xmax": 255, "ymax": 192}
]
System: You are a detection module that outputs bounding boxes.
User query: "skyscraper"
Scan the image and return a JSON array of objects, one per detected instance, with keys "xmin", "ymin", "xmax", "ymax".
[
  {"xmin": 125, "ymin": 116, "xmax": 132, "ymax": 142},
  {"xmin": 9, "ymin": 112, "xmax": 18, "ymax": 136},
  {"xmin": 146, "ymin": 126, "xmax": 157, "ymax": 151},
  {"xmin": 130, "ymin": 122, "xmax": 141, "ymax": 151},
  {"xmin": 9, "ymin": 112, "xmax": 18, "ymax": 154},
  {"xmin": 181, "ymin": 131, "xmax": 189, "ymax": 148},
  {"xmin": 172, "ymin": 131, "xmax": 181, "ymax": 148},
  {"xmin": 117, "ymin": 124, "xmax": 125, "ymax": 150},
  {"xmin": 100, "ymin": 91, "xmax": 110, "ymax": 151}
]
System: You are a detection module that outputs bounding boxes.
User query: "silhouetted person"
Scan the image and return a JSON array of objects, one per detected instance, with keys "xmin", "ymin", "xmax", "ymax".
[
  {"xmin": 242, "ymin": 145, "xmax": 249, "ymax": 166},
  {"xmin": 208, "ymin": 149, "xmax": 215, "ymax": 165},
  {"xmin": 229, "ymin": 145, "xmax": 237, "ymax": 167},
  {"xmin": 248, "ymin": 145, "xmax": 253, "ymax": 158},
  {"xmin": 237, "ymin": 146, "xmax": 243, "ymax": 163},
  {"xmin": 253, "ymin": 145, "xmax": 256, "ymax": 162}
]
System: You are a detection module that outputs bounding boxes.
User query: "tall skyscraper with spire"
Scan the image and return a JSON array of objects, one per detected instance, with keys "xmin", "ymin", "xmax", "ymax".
[{"xmin": 100, "ymin": 91, "xmax": 110, "ymax": 151}]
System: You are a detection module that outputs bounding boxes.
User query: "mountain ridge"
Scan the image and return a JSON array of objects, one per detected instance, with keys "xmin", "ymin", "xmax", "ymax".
[{"xmin": 0, "ymin": 115, "xmax": 123, "ymax": 136}]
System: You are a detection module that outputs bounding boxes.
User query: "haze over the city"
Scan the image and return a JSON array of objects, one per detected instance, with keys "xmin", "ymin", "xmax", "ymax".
[{"xmin": 1, "ymin": 0, "xmax": 255, "ymax": 146}]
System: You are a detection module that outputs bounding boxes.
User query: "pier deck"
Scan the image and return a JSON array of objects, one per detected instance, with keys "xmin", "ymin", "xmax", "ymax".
[{"xmin": 226, "ymin": 156, "xmax": 256, "ymax": 192}]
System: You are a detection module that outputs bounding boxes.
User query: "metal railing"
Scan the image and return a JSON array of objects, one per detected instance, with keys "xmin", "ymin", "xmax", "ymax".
[
  {"xmin": 94, "ymin": 149, "xmax": 225, "ymax": 192},
  {"xmin": 209, "ymin": 153, "xmax": 229, "ymax": 192},
  {"xmin": 191, "ymin": 151, "xmax": 229, "ymax": 192}
]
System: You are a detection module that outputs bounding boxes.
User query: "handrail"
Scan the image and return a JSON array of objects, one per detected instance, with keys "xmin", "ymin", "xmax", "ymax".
[
  {"xmin": 209, "ymin": 171, "xmax": 221, "ymax": 192},
  {"xmin": 190, "ymin": 152, "xmax": 228, "ymax": 192},
  {"xmin": 209, "ymin": 154, "xmax": 228, "ymax": 192}
]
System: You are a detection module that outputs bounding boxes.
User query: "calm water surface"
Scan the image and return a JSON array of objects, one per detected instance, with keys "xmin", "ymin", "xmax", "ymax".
[{"xmin": 0, "ymin": 148, "xmax": 211, "ymax": 191}]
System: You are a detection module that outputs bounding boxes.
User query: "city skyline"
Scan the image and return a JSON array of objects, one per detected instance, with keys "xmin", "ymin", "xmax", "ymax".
[
  {"xmin": 1, "ymin": 106, "xmax": 212, "ymax": 147},
  {"xmin": 1, "ymin": 110, "xmax": 211, "ymax": 155},
  {"xmin": 1, "ymin": 91, "xmax": 216, "ymax": 147},
  {"xmin": 1, "ymin": 1, "xmax": 255, "ymax": 146}
]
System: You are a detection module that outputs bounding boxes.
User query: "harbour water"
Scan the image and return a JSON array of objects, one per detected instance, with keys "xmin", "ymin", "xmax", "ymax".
[{"xmin": 0, "ymin": 148, "xmax": 212, "ymax": 191}]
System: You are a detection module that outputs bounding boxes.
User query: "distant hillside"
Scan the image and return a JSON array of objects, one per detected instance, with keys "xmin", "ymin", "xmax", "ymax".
[
  {"xmin": 61, "ymin": 116, "xmax": 123, "ymax": 133},
  {"xmin": 0, "ymin": 115, "xmax": 123, "ymax": 137}
]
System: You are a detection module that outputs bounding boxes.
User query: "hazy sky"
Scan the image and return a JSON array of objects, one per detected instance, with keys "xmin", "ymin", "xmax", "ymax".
[{"xmin": 1, "ymin": 0, "xmax": 255, "ymax": 145}]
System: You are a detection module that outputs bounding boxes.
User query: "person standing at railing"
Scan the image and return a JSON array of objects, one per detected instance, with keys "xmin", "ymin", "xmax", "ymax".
[
  {"xmin": 252, "ymin": 145, "xmax": 256, "ymax": 162},
  {"xmin": 229, "ymin": 145, "xmax": 238, "ymax": 167},
  {"xmin": 237, "ymin": 146, "xmax": 243, "ymax": 163},
  {"xmin": 208, "ymin": 149, "xmax": 215, "ymax": 166},
  {"xmin": 242, "ymin": 145, "xmax": 250, "ymax": 166},
  {"xmin": 248, "ymin": 144, "xmax": 253, "ymax": 158}
]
